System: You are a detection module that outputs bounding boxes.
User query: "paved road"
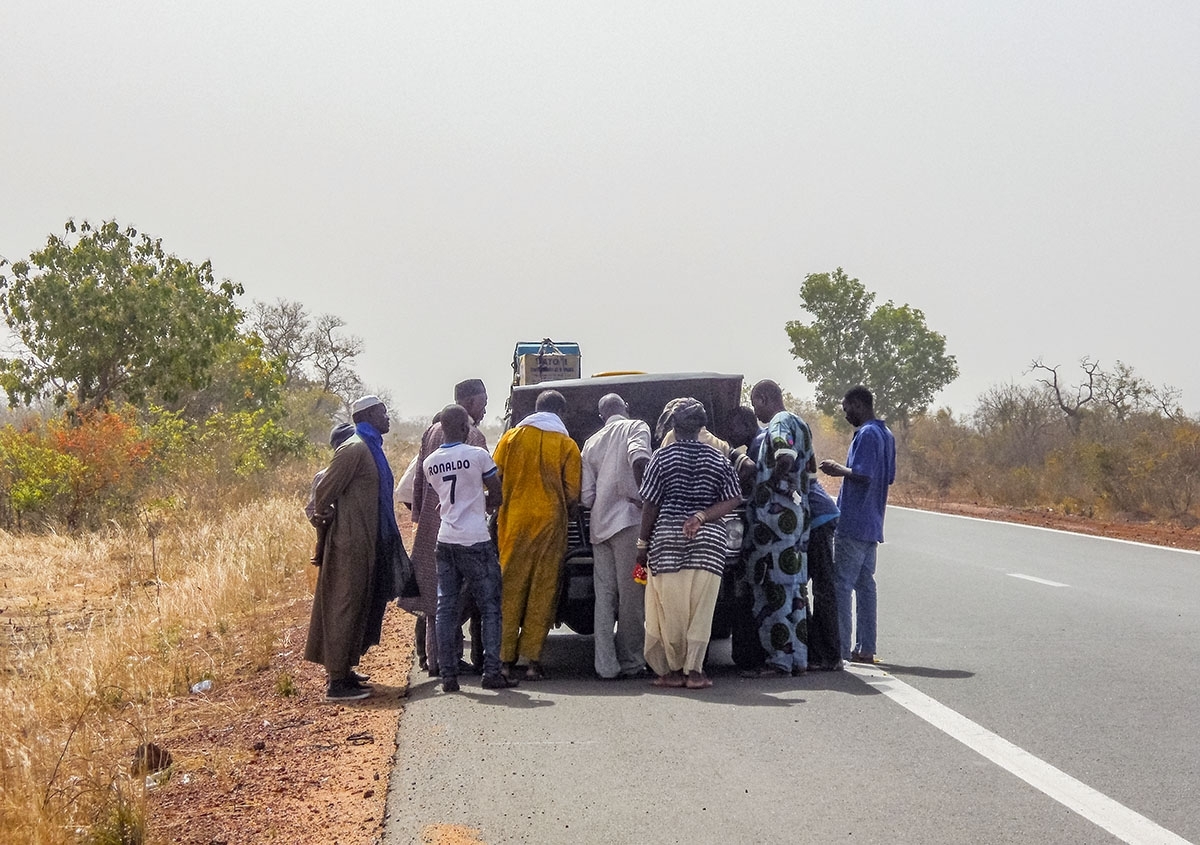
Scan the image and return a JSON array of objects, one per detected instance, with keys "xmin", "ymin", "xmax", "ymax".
[{"xmin": 384, "ymin": 509, "xmax": 1200, "ymax": 844}]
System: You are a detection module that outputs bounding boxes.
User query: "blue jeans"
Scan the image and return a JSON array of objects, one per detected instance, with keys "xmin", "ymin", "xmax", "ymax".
[
  {"xmin": 833, "ymin": 535, "xmax": 878, "ymax": 659},
  {"xmin": 436, "ymin": 541, "xmax": 502, "ymax": 678}
]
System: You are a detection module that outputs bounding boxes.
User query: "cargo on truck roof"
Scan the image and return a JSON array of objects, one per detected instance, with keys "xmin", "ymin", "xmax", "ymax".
[{"xmin": 510, "ymin": 339, "xmax": 583, "ymax": 389}]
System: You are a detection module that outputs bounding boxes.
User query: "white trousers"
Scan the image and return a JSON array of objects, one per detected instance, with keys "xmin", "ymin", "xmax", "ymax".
[
  {"xmin": 592, "ymin": 523, "xmax": 646, "ymax": 677},
  {"xmin": 643, "ymin": 567, "xmax": 719, "ymax": 676}
]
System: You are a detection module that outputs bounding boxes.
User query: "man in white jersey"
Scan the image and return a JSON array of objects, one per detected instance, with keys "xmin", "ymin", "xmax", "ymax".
[{"xmin": 422, "ymin": 404, "xmax": 518, "ymax": 693}]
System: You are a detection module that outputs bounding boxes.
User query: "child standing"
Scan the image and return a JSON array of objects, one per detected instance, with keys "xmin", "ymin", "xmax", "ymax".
[{"xmin": 421, "ymin": 404, "xmax": 518, "ymax": 693}]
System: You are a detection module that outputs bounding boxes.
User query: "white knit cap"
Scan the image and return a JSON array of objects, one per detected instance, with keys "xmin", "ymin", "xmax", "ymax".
[{"xmin": 351, "ymin": 395, "xmax": 384, "ymax": 414}]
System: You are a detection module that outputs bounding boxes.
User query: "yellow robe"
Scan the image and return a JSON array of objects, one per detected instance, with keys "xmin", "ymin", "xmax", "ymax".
[{"xmin": 493, "ymin": 424, "xmax": 582, "ymax": 663}]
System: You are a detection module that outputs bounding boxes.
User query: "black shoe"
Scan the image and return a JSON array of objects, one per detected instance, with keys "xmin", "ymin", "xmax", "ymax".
[
  {"xmin": 481, "ymin": 673, "xmax": 520, "ymax": 689},
  {"xmin": 457, "ymin": 659, "xmax": 480, "ymax": 676},
  {"xmin": 326, "ymin": 680, "xmax": 371, "ymax": 701},
  {"xmin": 351, "ymin": 670, "xmax": 372, "ymax": 683},
  {"xmin": 442, "ymin": 678, "xmax": 460, "ymax": 693}
]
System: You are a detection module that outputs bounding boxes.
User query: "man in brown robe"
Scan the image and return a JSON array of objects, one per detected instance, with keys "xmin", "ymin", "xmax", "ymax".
[
  {"xmin": 401, "ymin": 379, "xmax": 490, "ymax": 677},
  {"xmin": 305, "ymin": 395, "xmax": 396, "ymax": 701}
]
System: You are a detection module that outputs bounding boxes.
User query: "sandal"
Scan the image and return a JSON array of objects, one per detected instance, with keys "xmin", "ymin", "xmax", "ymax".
[
  {"xmin": 685, "ymin": 674, "xmax": 713, "ymax": 689},
  {"xmin": 651, "ymin": 673, "xmax": 686, "ymax": 688},
  {"xmin": 523, "ymin": 662, "xmax": 547, "ymax": 681}
]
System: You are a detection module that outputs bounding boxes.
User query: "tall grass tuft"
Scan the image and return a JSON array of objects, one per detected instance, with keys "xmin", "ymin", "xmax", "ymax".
[{"xmin": 0, "ymin": 493, "xmax": 316, "ymax": 843}]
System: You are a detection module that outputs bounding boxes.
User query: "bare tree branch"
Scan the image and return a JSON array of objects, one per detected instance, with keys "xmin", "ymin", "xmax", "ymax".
[
  {"xmin": 250, "ymin": 299, "xmax": 314, "ymax": 385},
  {"xmin": 1029, "ymin": 357, "xmax": 1099, "ymax": 433},
  {"xmin": 310, "ymin": 314, "xmax": 364, "ymax": 406}
]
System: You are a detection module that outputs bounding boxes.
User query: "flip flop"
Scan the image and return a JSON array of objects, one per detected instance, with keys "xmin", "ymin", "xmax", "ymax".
[
  {"xmin": 523, "ymin": 663, "xmax": 548, "ymax": 681},
  {"xmin": 850, "ymin": 652, "xmax": 881, "ymax": 665},
  {"xmin": 651, "ymin": 674, "xmax": 686, "ymax": 688},
  {"xmin": 685, "ymin": 675, "xmax": 713, "ymax": 689}
]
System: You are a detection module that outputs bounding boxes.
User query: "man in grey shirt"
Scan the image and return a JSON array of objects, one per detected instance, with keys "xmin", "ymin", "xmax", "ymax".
[{"xmin": 581, "ymin": 393, "xmax": 652, "ymax": 679}]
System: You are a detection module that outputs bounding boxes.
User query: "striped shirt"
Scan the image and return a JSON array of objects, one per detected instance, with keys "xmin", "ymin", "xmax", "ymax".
[{"xmin": 639, "ymin": 440, "xmax": 741, "ymax": 576}]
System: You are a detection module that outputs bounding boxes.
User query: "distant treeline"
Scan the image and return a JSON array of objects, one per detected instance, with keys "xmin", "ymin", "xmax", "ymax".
[{"xmin": 897, "ymin": 371, "xmax": 1199, "ymax": 524}]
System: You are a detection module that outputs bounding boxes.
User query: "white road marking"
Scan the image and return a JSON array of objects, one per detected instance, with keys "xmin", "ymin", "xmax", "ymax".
[
  {"xmin": 848, "ymin": 665, "xmax": 1191, "ymax": 845},
  {"xmin": 1008, "ymin": 573, "xmax": 1070, "ymax": 587},
  {"xmin": 892, "ymin": 506, "xmax": 1200, "ymax": 555}
]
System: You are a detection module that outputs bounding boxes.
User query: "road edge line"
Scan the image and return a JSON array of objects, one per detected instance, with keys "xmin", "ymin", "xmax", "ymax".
[{"xmin": 848, "ymin": 665, "xmax": 1192, "ymax": 845}]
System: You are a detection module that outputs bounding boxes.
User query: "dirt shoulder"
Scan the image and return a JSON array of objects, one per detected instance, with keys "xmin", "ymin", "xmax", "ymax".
[
  {"xmin": 145, "ymin": 512, "xmax": 423, "ymax": 845},
  {"xmin": 901, "ymin": 497, "xmax": 1200, "ymax": 552},
  {"xmin": 146, "ymin": 599, "xmax": 415, "ymax": 845},
  {"xmin": 145, "ymin": 503, "xmax": 1200, "ymax": 845}
]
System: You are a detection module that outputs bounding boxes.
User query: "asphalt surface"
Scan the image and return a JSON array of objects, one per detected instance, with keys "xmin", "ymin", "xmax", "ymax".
[{"xmin": 384, "ymin": 508, "xmax": 1200, "ymax": 844}]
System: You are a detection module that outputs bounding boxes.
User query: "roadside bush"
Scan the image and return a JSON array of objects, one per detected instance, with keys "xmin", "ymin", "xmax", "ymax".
[
  {"xmin": 895, "ymin": 409, "xmax": 978, "ymax": 500},
  {"xmin": 0, "ymin": 410, "xmax": 152, "ymax": 530},
  {"xmin": 0, "ymin": 421, "xmax": 79, "ymax": 529},
  {"xmin": 53, "ymin": 408, "xmax": 154, "ymax": 528},
  {"xmin": 1064, "ymin": 414, "xmax": 1200, "ymax": 520},
  {"xmin": 0, "ymin": 405, "xmax": 313, "ymax": 531},
  {"xmin": 886, "ymin": 380, "xmax": 1200, "ymax": 525}
]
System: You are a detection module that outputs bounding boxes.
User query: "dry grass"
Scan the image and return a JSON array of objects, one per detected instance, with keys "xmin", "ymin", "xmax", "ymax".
[
  {"xmin": 0, "ymin": 494, "xmax": 315, "ymax": 844},
  {"xmin": 0, "ymin": 430, "xmax": 421, "ymax": 845}
]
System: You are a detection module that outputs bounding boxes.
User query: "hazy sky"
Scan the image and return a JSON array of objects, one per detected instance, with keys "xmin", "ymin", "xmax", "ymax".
[{"xmin": 3, "ymin": 2, "xmax": 1197, "ymax": 423}]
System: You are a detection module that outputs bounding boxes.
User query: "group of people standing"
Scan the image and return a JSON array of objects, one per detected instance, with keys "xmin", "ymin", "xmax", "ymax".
[
  {"xmin": 400, "ymin": 380, "xmax": 585, "ymax": 693},
  {"xmin": 730, "ymin": 380, "xmax": 897, "ymax": 678},
  {"xmin": 301, "ymin": 376, "xmax": 894, "ymax": 701},
  {"xmin": 604, "ymin": 379, "xmax": 895, "ymax": 689},
  {"xmin": 405, "ymin": 382, "xmax": 585, "ymax": 692}
]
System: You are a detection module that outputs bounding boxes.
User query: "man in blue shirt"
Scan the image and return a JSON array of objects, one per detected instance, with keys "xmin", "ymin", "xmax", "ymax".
[{"xmin": 819, "ymin": 386, "xmax": 896, "ymax": 664}]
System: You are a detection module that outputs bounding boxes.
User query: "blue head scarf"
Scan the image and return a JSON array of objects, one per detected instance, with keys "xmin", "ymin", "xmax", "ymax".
[{"xmin": 355, "ymin": 421, "xmax": 400, "ymax": 554}]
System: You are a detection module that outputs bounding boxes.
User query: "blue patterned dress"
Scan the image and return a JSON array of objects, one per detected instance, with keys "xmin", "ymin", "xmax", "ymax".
[{"xmin": 746, "ymin": 411, "xmax": 814, "ymax": 672}]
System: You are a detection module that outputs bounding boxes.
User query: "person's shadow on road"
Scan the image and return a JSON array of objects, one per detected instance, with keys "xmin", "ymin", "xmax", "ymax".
[{"xmin": 873, "ymin": 662, "xmax": 975, "ymax": 680}]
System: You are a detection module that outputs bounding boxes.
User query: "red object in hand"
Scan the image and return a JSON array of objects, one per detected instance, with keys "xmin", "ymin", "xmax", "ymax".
[{"xmin": 632, "ymin": 562, "xmax": 648, "ymax": 585}]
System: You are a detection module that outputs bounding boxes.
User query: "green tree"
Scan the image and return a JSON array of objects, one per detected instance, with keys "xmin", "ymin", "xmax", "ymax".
[
  {"xmin": 172, "ymin": 333, "xmax": 287, "ymax": 420},
  {"xmin": 785, "ymin": 268, "xmax": 959, "ymax": 425},
  {"xmin": 0, "ymin": 220, "xmax": 244, "ymax": 412}
]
